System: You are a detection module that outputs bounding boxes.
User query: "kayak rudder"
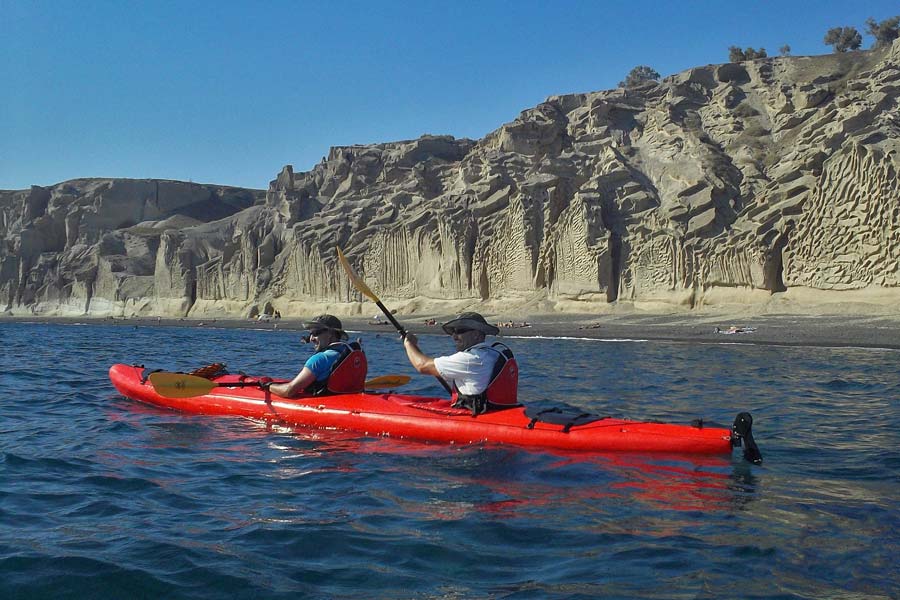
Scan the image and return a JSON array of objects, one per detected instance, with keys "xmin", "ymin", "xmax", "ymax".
[{"xmin": 732, "ymin": 412, "xmax": 763, "ymax": 465}]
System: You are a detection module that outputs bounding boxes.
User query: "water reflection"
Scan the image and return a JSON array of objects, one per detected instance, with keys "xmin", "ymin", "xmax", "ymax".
[{"xmin": 251, "ymin": 421, "xmax": 759, "ymax": 519}]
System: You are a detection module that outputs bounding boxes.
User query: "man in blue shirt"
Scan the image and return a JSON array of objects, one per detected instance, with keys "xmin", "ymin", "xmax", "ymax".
[{"xmin": 268, "ymin": 314, "xmax": 349, "ymax": 397}]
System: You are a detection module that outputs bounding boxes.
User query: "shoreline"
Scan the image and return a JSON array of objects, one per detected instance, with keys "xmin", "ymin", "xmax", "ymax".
[{"xmin": 4, "ymin": 312, "xmax": 900, "ymax": 350}]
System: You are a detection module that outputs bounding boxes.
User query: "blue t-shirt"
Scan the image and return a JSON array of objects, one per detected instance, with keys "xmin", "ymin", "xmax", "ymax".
[{"xmin": 303, "ymin": 348, "xmax": 341, "ymax": 381}]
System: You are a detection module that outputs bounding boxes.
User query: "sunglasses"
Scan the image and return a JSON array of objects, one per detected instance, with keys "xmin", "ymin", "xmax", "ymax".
[
  {"xmin": 308, "ymin": 328, "xmax": 327, "ymax": 336},
  {"xmin": 447, "ymin": 327, "xmax": 473, "ymax": 335}
]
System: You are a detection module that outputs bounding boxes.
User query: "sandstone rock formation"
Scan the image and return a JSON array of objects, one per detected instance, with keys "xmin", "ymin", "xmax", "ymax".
[
  {"xmin": 0, "ymin": 179, "xmax": 264, "ymax": 316},
  {"xmin": 2, "ymin": 40, "xmax": 899, "ymax": 318}
]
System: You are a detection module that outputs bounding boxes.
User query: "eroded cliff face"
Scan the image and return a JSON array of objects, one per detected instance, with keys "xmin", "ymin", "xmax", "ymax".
[
  {"xmin": 3, "ymin": 41, "xmax": 899, "ymax": 318},
  {"xmin": 0, "ymin": 179, "xmax": 264, "ymax": 316}
]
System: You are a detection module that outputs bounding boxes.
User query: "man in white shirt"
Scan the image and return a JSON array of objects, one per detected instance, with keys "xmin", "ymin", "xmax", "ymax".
[{"xmin": 402, "ymin": 311, "xmax": 503, "ymax": 397}]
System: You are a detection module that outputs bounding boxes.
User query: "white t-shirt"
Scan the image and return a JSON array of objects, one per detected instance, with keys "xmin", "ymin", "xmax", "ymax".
[{"xmin": 433, "ymin": 343, "xmax": 499, "ymax": 395}]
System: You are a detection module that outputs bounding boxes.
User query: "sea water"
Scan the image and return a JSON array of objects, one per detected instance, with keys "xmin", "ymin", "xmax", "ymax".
[{"xmin": 1, "ymin": 322, "xmax": 898, "ymax": 599}]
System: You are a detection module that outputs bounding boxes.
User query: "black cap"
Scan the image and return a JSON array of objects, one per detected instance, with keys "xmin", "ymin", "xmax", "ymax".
[{"xmin": 302, "ymin": 314, "xmax": 348, "ymax": 339}]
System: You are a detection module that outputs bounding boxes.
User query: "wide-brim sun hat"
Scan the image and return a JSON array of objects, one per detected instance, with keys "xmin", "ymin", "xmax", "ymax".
[
  {"xmin": 441, "ymin": 312, "xmax": 499, "ymax": 336},
  {"xmin": 303, "ymin": 314, "xmax": 348, "ymax": 339}
]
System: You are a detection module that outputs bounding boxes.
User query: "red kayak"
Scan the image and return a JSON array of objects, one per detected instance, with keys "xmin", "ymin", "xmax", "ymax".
[{"xmin": 108, "ymin": 363, "xmax": 762, "ymax": 462}]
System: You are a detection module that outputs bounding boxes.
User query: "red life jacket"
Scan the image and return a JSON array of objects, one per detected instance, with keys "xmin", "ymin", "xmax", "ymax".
[
  {"xmin": 309, "ymin": 341, "xmax": 368, "ymax": 395},
  {"xmin": 451, "ymin": 342, "xmax": 519, "ymax": 414},
  {"xmin": 483, "ymin": 342, "xmax": 518, "ymax": 407}
]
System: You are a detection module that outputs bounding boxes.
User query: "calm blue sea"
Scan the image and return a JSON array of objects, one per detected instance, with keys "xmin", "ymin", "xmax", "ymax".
[{"xmin": 1, "ymin": 322, "xmax": 898, "ymax": 599}]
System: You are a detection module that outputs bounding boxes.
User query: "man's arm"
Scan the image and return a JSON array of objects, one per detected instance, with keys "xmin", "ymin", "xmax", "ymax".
[
  {"xmin": 268, "ymin": 367, "xmax": 316, "ymax": 398},
  {"xmin": 403, "ymin": 333, "xmax": 441, "ymax": 377}
]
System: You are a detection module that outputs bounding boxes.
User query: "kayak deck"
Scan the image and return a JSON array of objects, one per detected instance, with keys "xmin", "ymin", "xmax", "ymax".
[{"xmin": 109, "ymin": 363, "xmax": 756, "ymax": 459}]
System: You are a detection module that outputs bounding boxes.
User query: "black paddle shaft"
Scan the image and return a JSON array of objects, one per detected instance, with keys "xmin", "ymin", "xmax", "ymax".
[
  {"xmin": 375, "ymin": 300, "xmax": 452, "ymax": 395},
  {"xmin": 376, "ymin": 300, "xmax": 407, "ymax": 337}
]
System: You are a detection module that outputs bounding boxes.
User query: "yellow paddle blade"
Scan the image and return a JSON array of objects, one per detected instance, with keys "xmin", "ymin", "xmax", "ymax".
[
  {"xmin": 364, "ymin": 374, "xmax": 411, "ymax": 389},
  {"xmin": 337, "ymin": 246, "xmax": 450, "ymax": 396},
  {"xmin": 149, "ymin": 372, "xmax": 217, "ymax": 398},
  {"xmin": 337, "ymin": 246, "xmax": 380, "ymax": 303}
]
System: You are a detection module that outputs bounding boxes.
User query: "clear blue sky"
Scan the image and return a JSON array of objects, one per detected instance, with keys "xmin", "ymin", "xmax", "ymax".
[{"xmin": 2, "ymin": 0, "xmax": 897, "ymax": 191}]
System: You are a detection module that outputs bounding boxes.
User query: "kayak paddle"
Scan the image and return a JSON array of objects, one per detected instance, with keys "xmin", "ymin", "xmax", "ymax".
[
  {"xmin": 337, "ymin": 246, "xmax": 408, "ymax": 337},
  {"xmin": 149, "ymin": 371, "xmax": 412, "ymax": 398},
  {"xmin": 149, "ymin": 372, "xmax": 255, "ymax": 398},
  {"xmin": 337, "ymin": 246, "xmax": 453, "ymax": 394},
  {"xmin": 361, "ymin": 374, "xmax": 411, "ymax": 389}
]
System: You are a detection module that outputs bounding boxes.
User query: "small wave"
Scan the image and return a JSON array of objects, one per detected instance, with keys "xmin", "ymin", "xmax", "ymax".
[
  {"xmin": 503, "ymin": 334, "xmax": 649, "ymax": 342},
  {"xmin": 2, "ymin": 452, "xmax": 83, "ymax": 473},
  {"xmin": 79, "ymin": 474, "xmax": 163, "ymax": 494},
  {"xmin": 0, "ymin": 554, "xmax": 212, "ymax": 599},
  {"xmin": 820, "ymin": 378, "xmax": 877, "ymax": 392}
]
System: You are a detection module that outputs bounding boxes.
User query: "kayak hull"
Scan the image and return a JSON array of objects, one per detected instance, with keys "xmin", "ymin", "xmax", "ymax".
[{"xmin": 109, "ymin": 363, "xmax": 736, "ymax": 455}]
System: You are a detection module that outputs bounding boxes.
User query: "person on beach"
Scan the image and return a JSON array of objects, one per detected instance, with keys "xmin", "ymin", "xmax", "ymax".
[
  {"xmin": 401, "ymin": 312, "xmax": 519, "ymax": 414},
  {"xmin": 266, "ymin": 314, "xmax": 367, "ymax": 397}
]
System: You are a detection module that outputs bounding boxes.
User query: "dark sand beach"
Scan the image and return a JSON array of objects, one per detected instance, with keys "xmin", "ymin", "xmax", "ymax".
[{"xmin": 5, "ymin": 312, "xmax": 900, "ymax": 350}]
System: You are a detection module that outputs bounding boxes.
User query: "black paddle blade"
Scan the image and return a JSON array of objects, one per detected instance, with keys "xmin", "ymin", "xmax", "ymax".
[{"xmin": 732, "ymin": 412, "xmax": 763, "ymax": 465}]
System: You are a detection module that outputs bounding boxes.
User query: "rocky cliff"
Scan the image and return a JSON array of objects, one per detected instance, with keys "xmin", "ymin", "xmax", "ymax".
[{"xmin": 3, "ymin": 40, "xmax": 899, "ymax": 318}]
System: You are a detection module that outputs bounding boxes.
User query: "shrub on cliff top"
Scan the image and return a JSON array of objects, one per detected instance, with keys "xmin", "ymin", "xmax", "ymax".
[
  {"xmin": 824, "ymin": 26, "xmax": 862, "ymax": 52},
  {"xmin": 619, "ymin": 65, "xmax": 661, "ymax": 88},
  {"xmin": 728, "ymin": 46, "xmax": 768, "ymax": 62},
  {"xmin": 866, "ymin": 16, "xmax": 900, "ymax": 48}
]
